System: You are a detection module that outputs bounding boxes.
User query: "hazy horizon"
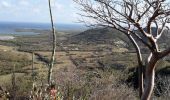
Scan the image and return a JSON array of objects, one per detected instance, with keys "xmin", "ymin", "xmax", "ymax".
[{"xmin": 0, "ymin": 21, "xmax": 87, "ymax": 35}]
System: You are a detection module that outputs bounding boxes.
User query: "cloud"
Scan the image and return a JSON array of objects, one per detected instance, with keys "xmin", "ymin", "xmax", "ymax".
[
  {"xmin": 0, "ymin": 0, "xmax": 79, "ymax": 23},
  {"xmin": 51, "ymin": 0, "xmax": 64, "ymax": 11},
  {"xmin": 19, "ymin": 0, "xmax": 30, "ymax": 6},
  {"xmin": 55, "ymin": 3, "xmax": 63, "ymax": 10},
  {"xmin": 32, "ymin": 8, "xmax": 41, "ymax": 14},
  {"xmin": 1, "ymin": 1, "xmax": 12, "ymax": 8}
]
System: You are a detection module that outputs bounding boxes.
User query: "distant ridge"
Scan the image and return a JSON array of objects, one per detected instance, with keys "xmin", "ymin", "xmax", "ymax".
[
  {"xmin": 66, "ymin": 27, "xmax": 129, "ymax": 45},
  {"xmin": 66, "ymin": 27, "xmax": 170, "ymax": 48}
]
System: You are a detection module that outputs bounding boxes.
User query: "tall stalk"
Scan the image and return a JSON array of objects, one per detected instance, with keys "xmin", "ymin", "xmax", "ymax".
[
  {"xmin": 48, "ymin": 0, "xmax": 57, "ymax": 84},
  {"xmin": 32, "ymin": 52, "xmax": 34, "ymax": 81},
  {"xmin": 12, "ymin": 64, "xmax": 16, "ymax": 100}
]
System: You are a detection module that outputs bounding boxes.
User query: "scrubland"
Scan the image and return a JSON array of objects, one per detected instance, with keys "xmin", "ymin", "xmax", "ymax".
[{"xmin": 0, "ymin": 29, "xmax": 169, "ymax": 99}]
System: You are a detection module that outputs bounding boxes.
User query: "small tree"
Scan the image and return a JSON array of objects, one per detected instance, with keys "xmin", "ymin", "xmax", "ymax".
[
  {"xmin": 74, "ymin": 0, "xmax": 170, "ymax": 99},
  {"xmin": 48, "ymin": 0, "xmax": 57, "ymax": 84}
]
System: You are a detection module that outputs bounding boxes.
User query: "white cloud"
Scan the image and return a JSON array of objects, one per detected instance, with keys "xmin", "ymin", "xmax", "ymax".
[
  {"xmin": 50, "ymin": 0, "xmax": 64, "ymax": 11},
  {"xmin": 0, "ymin": 0, "xmax": 79, "ymax": 23},
  {"xmin": 1, "ymin": 1, "xmax": 12, "ymax": 8},
  {"xmin": 55, "ymin": 3, "xmax": 63, "ymax": 10},
  {"xmin": 19, "ymin": 0, "xmax": 30, "ymax": 6},
  {"xmin": 32, "ymin": 8, "xmax": 41, "ymax": 14}
]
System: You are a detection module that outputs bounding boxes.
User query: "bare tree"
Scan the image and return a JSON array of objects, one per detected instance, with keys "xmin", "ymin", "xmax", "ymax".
[
  {"xmin": 74, "ymin": 0, "xmax": 170, "ymax": 100},
  {"xmin": 48, "ymin": 0, "xmax": 57, "ymax": 84}
]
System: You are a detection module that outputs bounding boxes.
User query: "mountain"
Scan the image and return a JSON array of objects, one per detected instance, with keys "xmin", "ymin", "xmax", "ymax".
[
  {"xmin": 65, "ymin": 27, "xmax": 170, "ymax": 51},
  {"xmin": 66, "ymin": 27, "xmax": 130, "ymax": 45}
]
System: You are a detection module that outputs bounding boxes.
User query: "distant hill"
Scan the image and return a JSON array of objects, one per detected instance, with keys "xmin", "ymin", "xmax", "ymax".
[
  {"xmin": 66, "ymin": 27, "xmax": 170, "ymax": 48},
  {"xmin": 66, "ymin": 27, "xmax": 130, "ymax": 46}
]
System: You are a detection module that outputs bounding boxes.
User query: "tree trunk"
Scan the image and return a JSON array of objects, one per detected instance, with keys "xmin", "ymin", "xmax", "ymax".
[
  {"xmin": 142, "ymin": 70, "xmax": 155, "ymax": 100},
  {"xmin": 141, "ymin": 53, "xmax": 158, "ymax": 100},
  {"xmin": 137, "ymin": 55, "xmax": 144, "ymax": 98},
  {"xmin": 48, "ymin": 0, "xmax": 57, "ymax": 84},
  {"xmin": 127, "ymin": 34, "xmax": 144, "ymax": 97}
]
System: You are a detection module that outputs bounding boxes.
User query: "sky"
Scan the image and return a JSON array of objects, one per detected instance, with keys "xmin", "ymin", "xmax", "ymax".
[{"xmin": 0, "ymin": 0, "xmax": 79, "ymax": 24}]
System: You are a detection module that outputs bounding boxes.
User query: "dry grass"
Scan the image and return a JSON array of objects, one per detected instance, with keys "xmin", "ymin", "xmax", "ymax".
[
  {"xmin": 112, "ymin": 47, "xmax": 128, "ymax": 52},
  {"xmin": 0, "ymin": 73, "xmax": 25, "ymax": 86},
  {"xmin": 89, "ymin": 84, "xmax": 137, "ymax": 100},
  {"xmin": 0, "ymin": 45, "xmax": 14, "ymax": 51},
  {"xmin": 0, "ymin": 44, "xmax": 169, "ymax": 99}
]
